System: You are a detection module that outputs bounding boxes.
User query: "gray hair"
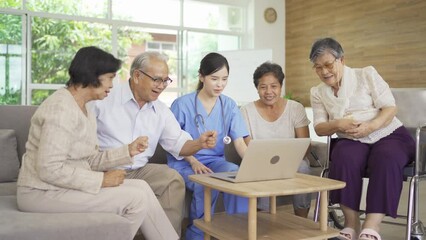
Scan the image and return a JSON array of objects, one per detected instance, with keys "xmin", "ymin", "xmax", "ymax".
[
  {"xmin": 309, "ymin": 37, "xmax": 344, "ymax": 62},
  {"xmin": 130, "ymin": 51, "xmax": 169, "ymax": 76}
]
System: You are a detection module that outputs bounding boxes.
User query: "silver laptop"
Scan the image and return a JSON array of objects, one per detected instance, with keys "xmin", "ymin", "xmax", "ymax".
[{"xmin": 210, "ymin": 138, "xmax": 310, "ymax": 183}]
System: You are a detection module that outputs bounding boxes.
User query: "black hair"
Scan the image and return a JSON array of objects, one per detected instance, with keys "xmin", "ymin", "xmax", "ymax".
[
  {"xmin": 252, "ymin": 61, "xmax": 285, "ymax": 88},
  {"xmin": 66, "ymin": 46, "xmax": 121, "ymax": 88},
  {"xmin": 196, "ymin": 52, "xmax": 230, "ymax": 91}
]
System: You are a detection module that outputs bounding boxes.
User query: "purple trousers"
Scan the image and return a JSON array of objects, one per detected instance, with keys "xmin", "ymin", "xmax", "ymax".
[{"xmin": 329, "ymin": 126, "xmax": 415, "ymax": 218}]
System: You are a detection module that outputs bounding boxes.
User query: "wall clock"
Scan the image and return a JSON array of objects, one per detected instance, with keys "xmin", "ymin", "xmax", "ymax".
[{"xmin": 264, "ymin": 7, "xmax": 277, "ymax": 23}]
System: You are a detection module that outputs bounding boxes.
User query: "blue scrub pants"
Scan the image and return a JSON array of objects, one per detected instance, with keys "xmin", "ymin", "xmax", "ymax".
[{"xmin": 176, "ymin": 159, "xmax": 248, "ymax": 240}]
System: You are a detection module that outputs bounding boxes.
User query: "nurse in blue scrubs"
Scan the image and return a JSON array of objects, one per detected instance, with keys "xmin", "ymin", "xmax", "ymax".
[{"xmin": 167, "ymin": 52, "xmax": 249, "ymax": 240}]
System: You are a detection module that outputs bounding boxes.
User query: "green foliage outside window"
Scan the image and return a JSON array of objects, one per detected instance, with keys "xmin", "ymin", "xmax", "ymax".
[
  {"xmin": 0, "ymin": 12, "xmax": 22, "ymax": 105},
  {"xmin": 1, "ymin": 0, "xmax": 151, "ymax": 105},
  {"xmin": 0, "ymin": 0, "xmax": 21, "ymax": 9},
  {"xmin": 1, "ymin": 1, "xmax": 241, "ymax": 105}
]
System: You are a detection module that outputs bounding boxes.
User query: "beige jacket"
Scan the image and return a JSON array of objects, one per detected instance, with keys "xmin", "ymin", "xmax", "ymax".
[{"xmin": 17, "ymin": 88, "xmax": 132, "ymax": 194}]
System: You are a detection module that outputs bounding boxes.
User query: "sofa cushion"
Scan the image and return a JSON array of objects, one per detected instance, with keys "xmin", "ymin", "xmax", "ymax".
[
  {"xmin": 0, "ymin": 195, "xmax": 133, "ymax": 240},
  {"xmin": 0, "ymin": 182, "xmax": 17, "ymax": 196},
  {"xmin": 0, "ymin": 129, "xmax": 20, "ymax": 183}
]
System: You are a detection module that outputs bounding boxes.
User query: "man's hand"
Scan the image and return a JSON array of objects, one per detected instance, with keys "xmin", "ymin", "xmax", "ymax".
[
  {"xmin": 101, "ymin": 170, "xmax": 126, "ymax": 188},
  {"xmin": 128, "ymin": 136, "xmax": 148, "ymax": 157},
  {"xmin": 199, "ymin": 130, "xmax": 217, "ymax": 149},
  {"xmin": 180, "ymin": 131, "xmax": 217, "ymax": 156}
]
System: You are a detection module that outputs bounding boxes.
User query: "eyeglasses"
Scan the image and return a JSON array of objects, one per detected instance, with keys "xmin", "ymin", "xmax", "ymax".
[
  {"xmin": 137, "ymin": 69, "xmax": 173, "ymax": 86},
  {"xmin": 313, "ymin": 58, "xmax": 338, "ymax": 72}
]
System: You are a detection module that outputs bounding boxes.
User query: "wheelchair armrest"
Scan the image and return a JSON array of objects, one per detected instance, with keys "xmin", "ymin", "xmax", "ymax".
[{"xmin": 308, "ymin": 141, "xmax": 328, "ymax": 168}]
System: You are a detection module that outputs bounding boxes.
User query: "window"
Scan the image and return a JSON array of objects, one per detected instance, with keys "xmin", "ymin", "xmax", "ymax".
[
  {"xmin": 0, "ymin": 14, "xmax": 23, "ymax": 105},
  {"xmin": 184, "ymin": 31, "xmax": 240, "ymax": 91},
  {"xmin": 0, "ymin": 0, "xmax": 21, "ymax": 9},
  {"xmin": 26, "ymin": 0, "xmax": 108, "ymax": 18},
  {"xmin": 0, "ymin": 0, "xmax": 248, "ymax": 105},
  {"xmin": 183, "ymin": 1, "xmax": 244, "ymax": 32},
  {"xmin": 146, "ymin": 42, "xmax": 176, "ymax": 53},
  {"xmin": 112, "ymin": 0, "xmax": 181, "ymax": 26},
  {"xmin": 29, "ymin": 17, "xmax": 113, "ymax": 104}
]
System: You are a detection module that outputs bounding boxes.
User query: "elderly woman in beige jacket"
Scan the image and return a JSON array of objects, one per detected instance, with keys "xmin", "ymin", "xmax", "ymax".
[{"xmin": 16, "ymin": 46, "xmax": 178, "ymax": 240}]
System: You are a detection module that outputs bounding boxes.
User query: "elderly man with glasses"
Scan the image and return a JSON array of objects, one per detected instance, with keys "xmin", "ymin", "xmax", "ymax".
[{"xmin": 91, "ymin": 51, "xmax": 217, "ymax": 238}]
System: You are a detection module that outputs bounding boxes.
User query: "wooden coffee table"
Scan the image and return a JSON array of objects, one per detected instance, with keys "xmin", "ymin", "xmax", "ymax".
[{"xmin": 189, "ymin": 173, "xmax": 346, "ymax": 240}]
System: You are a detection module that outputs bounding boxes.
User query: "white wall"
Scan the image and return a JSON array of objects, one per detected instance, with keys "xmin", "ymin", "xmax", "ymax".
[
  {"xmin": 245, "ymin": 3, "xmax": 326, "ymax": 143},
  {"xmin": 246, "ymin": 0, "xmax": 285, "ymax": 68},
  {"xmin": 220, "ymin": 49, "xmax": 273, "ymax": 105},
  {"xmin": 242, "ymin": 0, "xmax": 286, "ymax": 97}
]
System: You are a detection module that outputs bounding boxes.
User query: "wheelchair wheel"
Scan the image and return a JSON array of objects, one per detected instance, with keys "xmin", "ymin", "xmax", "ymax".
[{"xmin": 328, "ymin": 203, "xmax": 345, "ymax": 229}]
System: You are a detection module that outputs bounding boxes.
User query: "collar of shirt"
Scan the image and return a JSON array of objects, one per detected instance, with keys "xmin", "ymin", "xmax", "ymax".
[{"xmin": 121, "ymin": 79, "xmax": 157, "ymax": 113}]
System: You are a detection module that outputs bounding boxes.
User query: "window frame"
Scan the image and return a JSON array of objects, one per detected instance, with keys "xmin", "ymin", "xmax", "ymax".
[{"xmin": 0, "ymin": 0, "xmax": 248, "ymax": 105}]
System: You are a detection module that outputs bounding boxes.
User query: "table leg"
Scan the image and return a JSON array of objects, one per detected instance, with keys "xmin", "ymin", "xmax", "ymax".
[
  {"xmin": 269, "ymin": 196, "xmax": 276, "ymax": 214},
  {"xmin": 248, "ymin": 197, "xmax": 257, "ymax": 240},
  {"xmin": 204, "ymin": 186, "xmax": 211, "ymax": 240},
  {"xmin": 319, "ymin": 190, "xmax": 328, "ymax": 231}
]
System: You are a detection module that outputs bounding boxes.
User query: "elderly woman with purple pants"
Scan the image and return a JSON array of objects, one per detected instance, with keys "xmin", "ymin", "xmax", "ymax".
[{"xmin": 309, "ymin": 37, "xmax": 415, "ymax": 240}]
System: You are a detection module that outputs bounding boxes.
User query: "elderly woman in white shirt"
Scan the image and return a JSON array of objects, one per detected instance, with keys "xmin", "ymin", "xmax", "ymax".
[{"xmin": 309, "ymin": 37, "xmax": 415, "ymax": 240}]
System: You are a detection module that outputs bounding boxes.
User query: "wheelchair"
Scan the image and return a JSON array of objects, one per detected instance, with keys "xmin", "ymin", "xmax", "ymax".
[{"xmin": 312, "ymin": 88, "xmax": 426, "ymax": 240}]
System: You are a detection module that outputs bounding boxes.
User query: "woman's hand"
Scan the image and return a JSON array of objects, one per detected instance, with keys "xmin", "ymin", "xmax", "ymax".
[
  {"xmin": 128, "ymin": 136, "xmax": 148, "ymax": 157},
  {"xmin": 345, "ymin": 121, "xmax": 374, "ymax": 138},
  {"xmin": 233, "ymin": 137, "xmax": 247, "ymax": 159},
  {"xmin": 337, "ymin": 118, "xmax": 360, "ymax": 132},
  {"xmin": 345, "ymin": 106, "xmax": 396, "ymax": 138},
  {"xmin": 101, "ymin": 170, "xmax": 126, "ymax": 188},
  {"xmin": 186, "ymin": 156, "xmax": 213, "ymax": 174},
  {"xmin": 315, "ymin": 118, "xmax": 360, "ymax": 136},
  {"xmin": 191, "ymin": 160, "xmax": 213, "ymax": 174}
]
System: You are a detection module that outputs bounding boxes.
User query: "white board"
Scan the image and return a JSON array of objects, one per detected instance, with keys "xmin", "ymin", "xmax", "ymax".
[{"xmin": 219, "ymin": 49, "xmax": 274, "ymax": 105}]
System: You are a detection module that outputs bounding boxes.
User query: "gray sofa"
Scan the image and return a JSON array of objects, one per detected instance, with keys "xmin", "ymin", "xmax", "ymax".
[
  {"xmin": 0, "ymin": 105, "xmax": 134, "ymax": 240},
  {"xmin": 0, "ymin": 104, "xmax": 327, "ymax": 240}
]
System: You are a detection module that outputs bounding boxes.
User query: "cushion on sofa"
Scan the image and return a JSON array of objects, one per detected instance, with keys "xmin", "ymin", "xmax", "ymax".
[
  {"xmin": 0, "ymin": 195, "xmax": 133, "ymax": 240},
  {"xmin": 0, "ymin": 129, "xmax": 20, "ymax": 183},
  {"xmin": 0, "ymin": 182, "xmax": 17, "ymax": 196}
]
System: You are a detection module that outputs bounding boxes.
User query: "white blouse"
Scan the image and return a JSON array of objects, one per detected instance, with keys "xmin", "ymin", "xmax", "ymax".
[{"xmin": 310, "ymin": 65, "xmax": 402, "ymax": 143}]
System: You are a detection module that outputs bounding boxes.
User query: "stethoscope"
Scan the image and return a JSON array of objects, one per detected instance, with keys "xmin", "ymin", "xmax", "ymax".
[{"xmin": 194, "ymin": 92, "xmax": 231, "ymax": 145}]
